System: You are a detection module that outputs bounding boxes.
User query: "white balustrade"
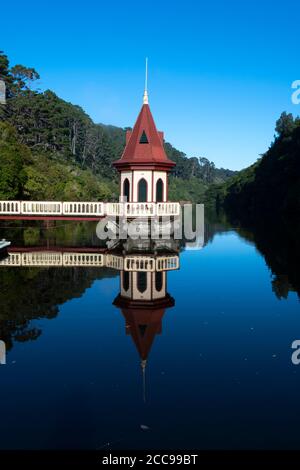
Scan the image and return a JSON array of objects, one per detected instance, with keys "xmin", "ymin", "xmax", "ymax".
[
  {"xmin": 156, "ymin": 256, "xmax": 180, "ymax": 271},
  {"xmin": 0, "ymin": 200, "xmax": 180, "ymax": 217},
  {"xmin": 0, "ymin": 251, "xmax": 180, "ymax": 271},
  {"xmin": 125, "ymin": 202, "xmax": 156, "ymax": 217},
  {"xmin": 0, "ymin": 201, "xmax": 20, "ymax": 214},
  {"xmin": 106, "ymin": 202, "xmax": 124, "ymax": 216},
  {"xmin": 21, "ymin": 201, "xmax": 63, "ymax": 215},
  {"xmin": 21, "ymin": 252, "xmax": 63, "ymax": 266},
  {"xmin": 157, "ymin": 202, "xmax": 181, "ymax": 216},
  {"xmin": 124, "ymin": 256, "xmax": 155, "ymax": 272},
  {"xmin": 63, "ymin": 253, "xmax": 104, "ymax": 266},
  {"xmin": 105, "ymin": 254, "xmax": 124, "ymax": 270},
  {"xmin": 62, "ymin": 202, "xmax": 104, "ymax": 216},
  {"xmin": 0, "ymin": 253, "xmax": 21, "ymax": 266}
]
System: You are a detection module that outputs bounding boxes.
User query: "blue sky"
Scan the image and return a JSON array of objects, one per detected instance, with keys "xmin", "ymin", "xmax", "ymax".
[{"xmin": 1, "ymin": 0, "xmax": 299, "ymax": 170}]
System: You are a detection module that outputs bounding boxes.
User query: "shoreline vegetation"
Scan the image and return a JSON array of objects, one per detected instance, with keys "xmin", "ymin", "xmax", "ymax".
[{"xmin": 0, "ymin": 51, "xmax": 299, "ymax": 225}]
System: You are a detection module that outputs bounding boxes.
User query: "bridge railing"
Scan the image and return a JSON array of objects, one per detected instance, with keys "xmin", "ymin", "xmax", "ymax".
[
  {"xmin": 0, "ymin": 201, "xmax": 20, "ymax": 214},
  {"xmin": 21, "ymin": 252, "xmax": 63, "ymax": 266},
  {"xmin": 0, "ymin": 201, "xmax": 181, "ymax": 217},
  {"xmin": 0, "ymin": 251, "xmax": 180, "ymax": 271},
  {"xmin": 105, "ymin": 254, "xmax": 124, "ymax": 270},
  {"xmin": 21, "ymin": 201, "xmax": 63, "ymax": 215},
  {"xmin": 0, "ymin": 253, "xmax": 21, "ymax": 265},
  {"xmin": 63, "ymin": 253, "xmax": 105, "ymax": 266},
  {"xmin": 63, "ymin": 202, "xmax": 104, "ymax": 216},
  {"xmin": 106, "ymin": 202, "xmax": 124, "ymax": 217}
]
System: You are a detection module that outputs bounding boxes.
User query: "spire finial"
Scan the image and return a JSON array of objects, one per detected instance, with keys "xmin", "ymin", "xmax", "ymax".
[
  {"xmin": 141, "ymin": 359, "xmax": 147, "ymax": 403},
  {"xmin": 143, "ymin": 57, "xmax": 148, "ymax": 105}
]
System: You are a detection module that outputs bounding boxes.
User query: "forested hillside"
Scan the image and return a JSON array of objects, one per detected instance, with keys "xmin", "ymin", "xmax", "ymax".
[
  {"xmin": 208, "ymin": 112, "xmax": 300, "ymax": 222},
  {"xmin": 0, "ymin": 51, "xmax": 235, "ymax": 202}
]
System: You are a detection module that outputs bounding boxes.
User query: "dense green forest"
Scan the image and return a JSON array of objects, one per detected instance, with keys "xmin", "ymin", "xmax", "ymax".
[
  {"xmin": 0, "ymin": 51, "xmax": 235, "ymax": 202},
  {"xmin": 207, "ymin": 112, "xmax": 300, "ymax": 221}
]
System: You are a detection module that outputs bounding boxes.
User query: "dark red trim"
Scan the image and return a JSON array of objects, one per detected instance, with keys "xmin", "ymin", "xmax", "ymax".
[
  {"xmin": 8, "ymin": 246, "xmax": 107, "ymax": 253},
  {"xmin": 0, "ymin": 215, "xmax": 104, "ymax": 221},
  {"xmin": 114, "ymin": 161, "xmax": 175, "ymax": 172},
  {"xmin": 113, "ymin": 293, "xmax": 175, "ymax": 309}
]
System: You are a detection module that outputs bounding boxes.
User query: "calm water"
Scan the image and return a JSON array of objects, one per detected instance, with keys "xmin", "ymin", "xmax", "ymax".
[{"xmin": 0, "ymin": 217, "xmax": 300, "ymax": 450}]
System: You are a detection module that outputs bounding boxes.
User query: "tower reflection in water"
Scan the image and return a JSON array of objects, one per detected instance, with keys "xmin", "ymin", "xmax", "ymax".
[
  {"xmin": 113, "ymin": 239, "xmax": 180, "ymax": 402},
  {"xmin": 0, "ymin": 236, "xmax": 180, "ymax": 403}
]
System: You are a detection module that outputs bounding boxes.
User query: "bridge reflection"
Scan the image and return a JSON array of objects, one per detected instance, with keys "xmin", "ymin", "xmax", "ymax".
[
  {"xmin": 0, "ymin": 246, "xmax": 179, "ymax": 271},
  {"xmin": 0, "ymin": 239, "xmax": 180, "ymax": 402}
]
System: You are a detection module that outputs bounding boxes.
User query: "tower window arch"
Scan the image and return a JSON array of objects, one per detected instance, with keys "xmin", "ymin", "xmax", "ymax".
[
  {"xmin": 123, "ymin": 271, "xmax": 130, "ymax": 292},
  {"xmin": 123, "ymin": 178, "xmax": 130, "ymax": 202},
  {"xmin": 138, "ymin": 178, "xmax": 147, "ymax": 202},
  {"xmin": 155, "ymin": 271, "xmax": 163, "ymax": 292},
  {"xmin": 156, "ymin": 178, "xmax": 164, "ymax": 202},
  {"xmin": 137, "ymin": 272, "xmax": 147, "ymax": 293}
]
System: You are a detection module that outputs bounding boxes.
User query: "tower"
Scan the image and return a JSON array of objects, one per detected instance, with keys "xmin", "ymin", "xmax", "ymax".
[{"xmin": 113, "ymin": 60, "xmax": 175, "ymax": 203}]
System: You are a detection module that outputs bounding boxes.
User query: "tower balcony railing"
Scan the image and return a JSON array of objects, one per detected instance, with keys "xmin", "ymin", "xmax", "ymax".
[
  {"xmin": 109, "ymin": 201, "xmax": 181, "ymax": 217},
  {"xmin": 124, "ymin": 256, "xmax": 156, "ymax": 272},
  {"xmin": 156, "ymin": 202, "xmax": 180, "ymax": 216},
  {"xmin": 125, "ymin": 202, "xmax": 156, "ymax": 217},
  {"xmin": 156, "ymin": 255, "xmax": 180, "ymax": 271}
]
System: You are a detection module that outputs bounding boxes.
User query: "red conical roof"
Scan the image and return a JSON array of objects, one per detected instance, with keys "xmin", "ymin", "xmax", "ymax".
[
  {"xmin": 113, "ymin": 104, "xmax": 175, "ymax": 171},
  {"xmin": 113, "ymin": 294, "xmax": 175, "ymax": 360}
]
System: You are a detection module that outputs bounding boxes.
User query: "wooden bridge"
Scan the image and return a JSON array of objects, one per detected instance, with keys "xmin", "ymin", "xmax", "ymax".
[
  {"xmin": 0, "ymin": 248, "xmax": 180, "ymax": 271},
  {"xmin": 0, "ymin": 200, "xmax": 180, "ymax": 220}
]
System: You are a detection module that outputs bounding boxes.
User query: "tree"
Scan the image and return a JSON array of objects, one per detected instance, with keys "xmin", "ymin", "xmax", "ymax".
[
  {"xmin": 275, "ymin": 112, "xmax": 295, "ymax": 137},
  {"xmin": 10, "ymin": 64, "xmax": 40, "ymax": 91},
  {"xmin": 0, "ymin": 122, "xmax": 29, "ymax": 198}
]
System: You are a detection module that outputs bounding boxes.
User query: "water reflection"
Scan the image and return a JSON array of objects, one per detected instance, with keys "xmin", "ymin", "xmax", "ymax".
[
  {"xmin": 113, "ymin": 257, "xmax": 177, "ymax": 401},
  {"xmin": 0, "ymin": 232, "xmax": 180, "ymax": 363},
  {"xmin": 0, "ymin": 216, "xmax": 300, "ymax": 449}
]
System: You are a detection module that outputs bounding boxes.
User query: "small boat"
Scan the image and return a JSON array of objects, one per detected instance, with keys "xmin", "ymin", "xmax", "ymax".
[{"xmin": 0, "ymin": 239, "xmax": 11, "ymax": 258}]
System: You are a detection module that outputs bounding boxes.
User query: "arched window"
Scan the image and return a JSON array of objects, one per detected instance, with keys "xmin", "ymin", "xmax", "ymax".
[
  {"xmin": 123, "ymin": 271, "xmax": 130, "ymax": 292},
  {"xmin": 138, "ymin": 178, "xmax": 147, "ymax": 202},
  {"xmin": 137, "ymin": 272, "xmax": 147, "ymax": 293},
  {"xmin": 123, "ymin": 178, "xmax": 130, "ymax": 202},
  {"xmin": 155, "ymin": 271, "xmax": 163, "ymax": 292},
  {"xmin": 156, "ymin": 178, "xmax": 164, "ymax": 202}
]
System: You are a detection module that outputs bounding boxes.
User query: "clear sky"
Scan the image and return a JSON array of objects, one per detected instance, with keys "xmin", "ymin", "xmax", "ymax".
[{"xmin": 1, "ymin": 0, "xmax": 299, "ymax": 170}]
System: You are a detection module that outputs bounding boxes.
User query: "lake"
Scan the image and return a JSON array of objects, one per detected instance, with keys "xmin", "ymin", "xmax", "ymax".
[{"xmin": 0, "ymin": 214, "xmax": 299, "ymax": 450}]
